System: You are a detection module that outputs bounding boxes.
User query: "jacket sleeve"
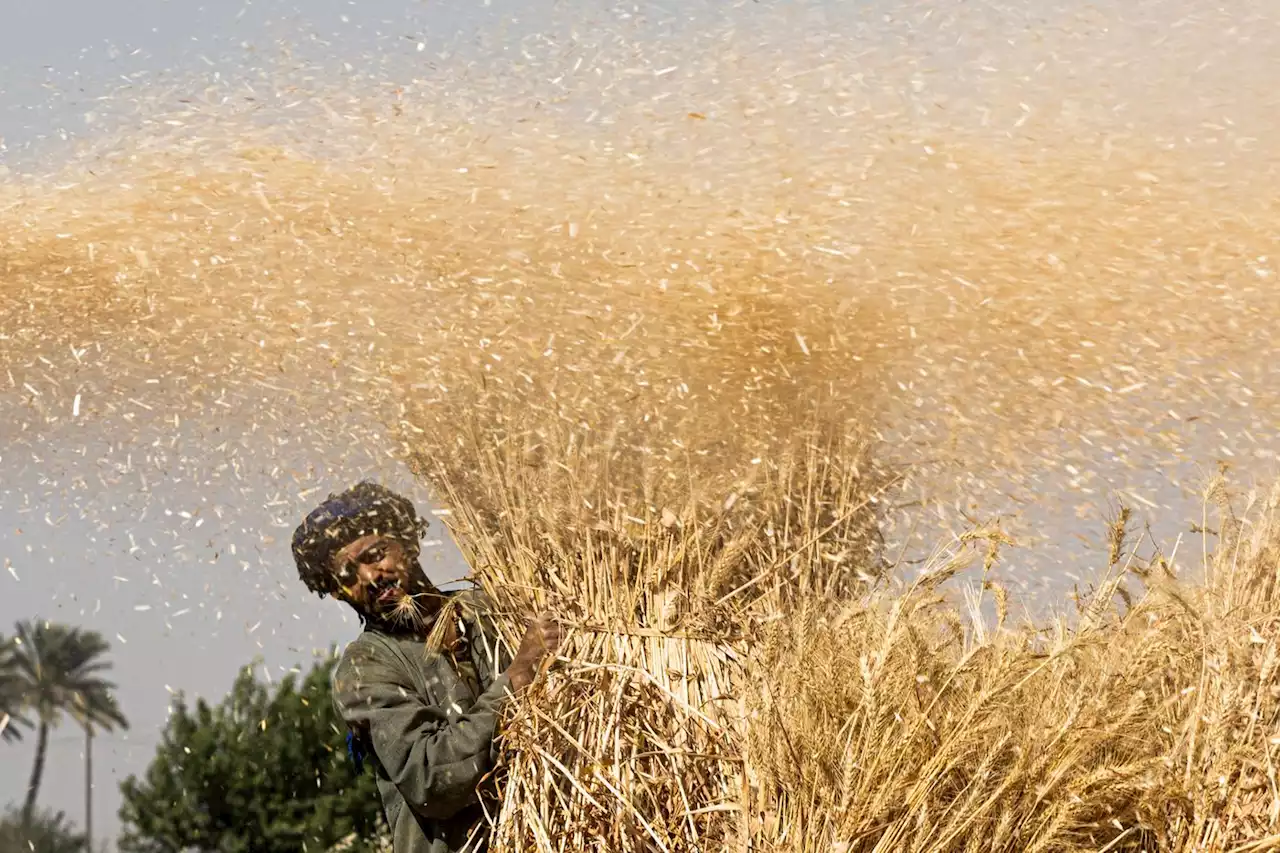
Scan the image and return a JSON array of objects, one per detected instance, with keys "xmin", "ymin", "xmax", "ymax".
[{"xmin": 332, "ymin": 640, "xmax": 513, "ymax": 821}]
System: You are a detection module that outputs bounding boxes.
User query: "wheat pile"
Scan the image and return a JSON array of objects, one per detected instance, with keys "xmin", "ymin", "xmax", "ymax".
[
  {"xmin": 393, "ymin": 241, "xmax": 1280, "ymax": 850},
  {"xmin": 405, "ymin": 352, "xmax": 1280, "ymax": 851}
]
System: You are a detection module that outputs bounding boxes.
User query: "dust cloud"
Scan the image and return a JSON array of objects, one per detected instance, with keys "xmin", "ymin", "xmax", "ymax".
[{"xmin": 3, "ymin": 0, "xmax": 1280, "ymax": 605}]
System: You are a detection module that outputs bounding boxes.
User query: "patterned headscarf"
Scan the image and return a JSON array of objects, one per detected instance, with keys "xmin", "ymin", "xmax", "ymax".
[{"xmin": 291, "ymin": 481, "xmax": 428, "ymax": 597}]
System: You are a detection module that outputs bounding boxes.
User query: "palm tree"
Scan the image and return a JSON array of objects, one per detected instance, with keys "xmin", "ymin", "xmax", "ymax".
[{"xmin": 9, "ymin": 620, "xmax": 128, "ymax": 843}]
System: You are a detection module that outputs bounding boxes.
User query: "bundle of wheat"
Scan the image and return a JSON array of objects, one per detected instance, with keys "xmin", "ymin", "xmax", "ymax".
[
  {"xmin": 406, "ymin": 372, "xmax": 1280, "ymax": 853},
  {"xmin": 400, "ymin": 366, "xmax": 886, "ymax": 851}
]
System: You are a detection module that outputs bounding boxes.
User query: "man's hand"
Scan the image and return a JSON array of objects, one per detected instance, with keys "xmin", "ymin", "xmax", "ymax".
[{"xmin": 506, "ymin": 613, "xmax": 562, "ymax": 693}]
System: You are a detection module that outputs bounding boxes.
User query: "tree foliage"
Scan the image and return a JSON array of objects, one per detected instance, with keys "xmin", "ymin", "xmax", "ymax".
[
  {"xmin": 0, "ymin": 807, "xmax": 86, "ymax": 853},
  {"xmin": 118, "ymin": 653, "xmax": 385, "ymax": 853}
]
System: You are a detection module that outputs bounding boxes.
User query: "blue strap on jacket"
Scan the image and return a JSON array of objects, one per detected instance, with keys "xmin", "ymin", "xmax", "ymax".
[{"xmin": 346, "ymin": 729, "xmax": 367, "ymax": 773}]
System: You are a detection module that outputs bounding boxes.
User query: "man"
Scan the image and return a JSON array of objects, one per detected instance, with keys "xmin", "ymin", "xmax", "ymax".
[{"xmin": 292, "ymin": 481, "xmax": 560, "ymax": 853}]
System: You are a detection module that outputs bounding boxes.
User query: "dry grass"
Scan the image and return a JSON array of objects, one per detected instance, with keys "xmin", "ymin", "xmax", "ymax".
[
  {"xmin": 750, "ymin": 482, "xmax": 1280, "ymax": 852},
  {"xmin": 407, "ymin": 387, "xmax": 1280, "ymax": 852},
  {"xmin": 386, "ymin": 193, "xmax": 1280, "ymax": 850},
  {"xmin": 385, "ymin": 200, "xmax": 1280, "ymax": 849}
]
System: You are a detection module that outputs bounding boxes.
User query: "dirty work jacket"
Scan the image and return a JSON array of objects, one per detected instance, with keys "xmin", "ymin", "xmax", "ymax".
[{"xmin": 332, "ymin": 591, "xmax": 515, "ymax": 853}]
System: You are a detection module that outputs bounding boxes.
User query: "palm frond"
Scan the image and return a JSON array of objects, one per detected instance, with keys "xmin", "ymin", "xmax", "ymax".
[{"xmin": 8, "ymin": 620, "xmax": 129, "ymax": 734}]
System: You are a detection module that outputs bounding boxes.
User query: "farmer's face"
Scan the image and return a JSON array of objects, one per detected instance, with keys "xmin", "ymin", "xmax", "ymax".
[{"xmin": 330, "ymin": 533, "xmax": 435, "ymax": 620}]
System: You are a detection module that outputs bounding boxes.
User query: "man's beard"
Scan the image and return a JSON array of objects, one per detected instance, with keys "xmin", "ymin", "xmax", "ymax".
[{"xmin": 365, "ymin": 584, "xmax": 443, "ymax": 633}]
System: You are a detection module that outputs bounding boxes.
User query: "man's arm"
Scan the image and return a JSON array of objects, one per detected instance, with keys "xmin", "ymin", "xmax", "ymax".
[
  {"xmin": 333, "ymin": 643, "xmax": 512, "ymax": 821},
  {"xmin": 332, "ymin": 615, "xmax": 562, "ymax": 821}
]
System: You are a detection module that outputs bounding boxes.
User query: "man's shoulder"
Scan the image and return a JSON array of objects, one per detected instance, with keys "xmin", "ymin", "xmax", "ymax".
[
  {"xmin": 336, "ymin": 628, "xmax": 384, "ymax": 660},
  {"xmin": 331, "ymin": 630, "xmax": 424, "ymax": 718},
  {"xmin": 332, "ymin": 630, "xmax": 398, "ymax": 684}
]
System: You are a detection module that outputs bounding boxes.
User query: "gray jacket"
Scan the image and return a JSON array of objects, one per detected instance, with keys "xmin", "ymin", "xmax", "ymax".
[{"xmin": 332, "ymin": 591, "xmax": 514, "ymax": 853}]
